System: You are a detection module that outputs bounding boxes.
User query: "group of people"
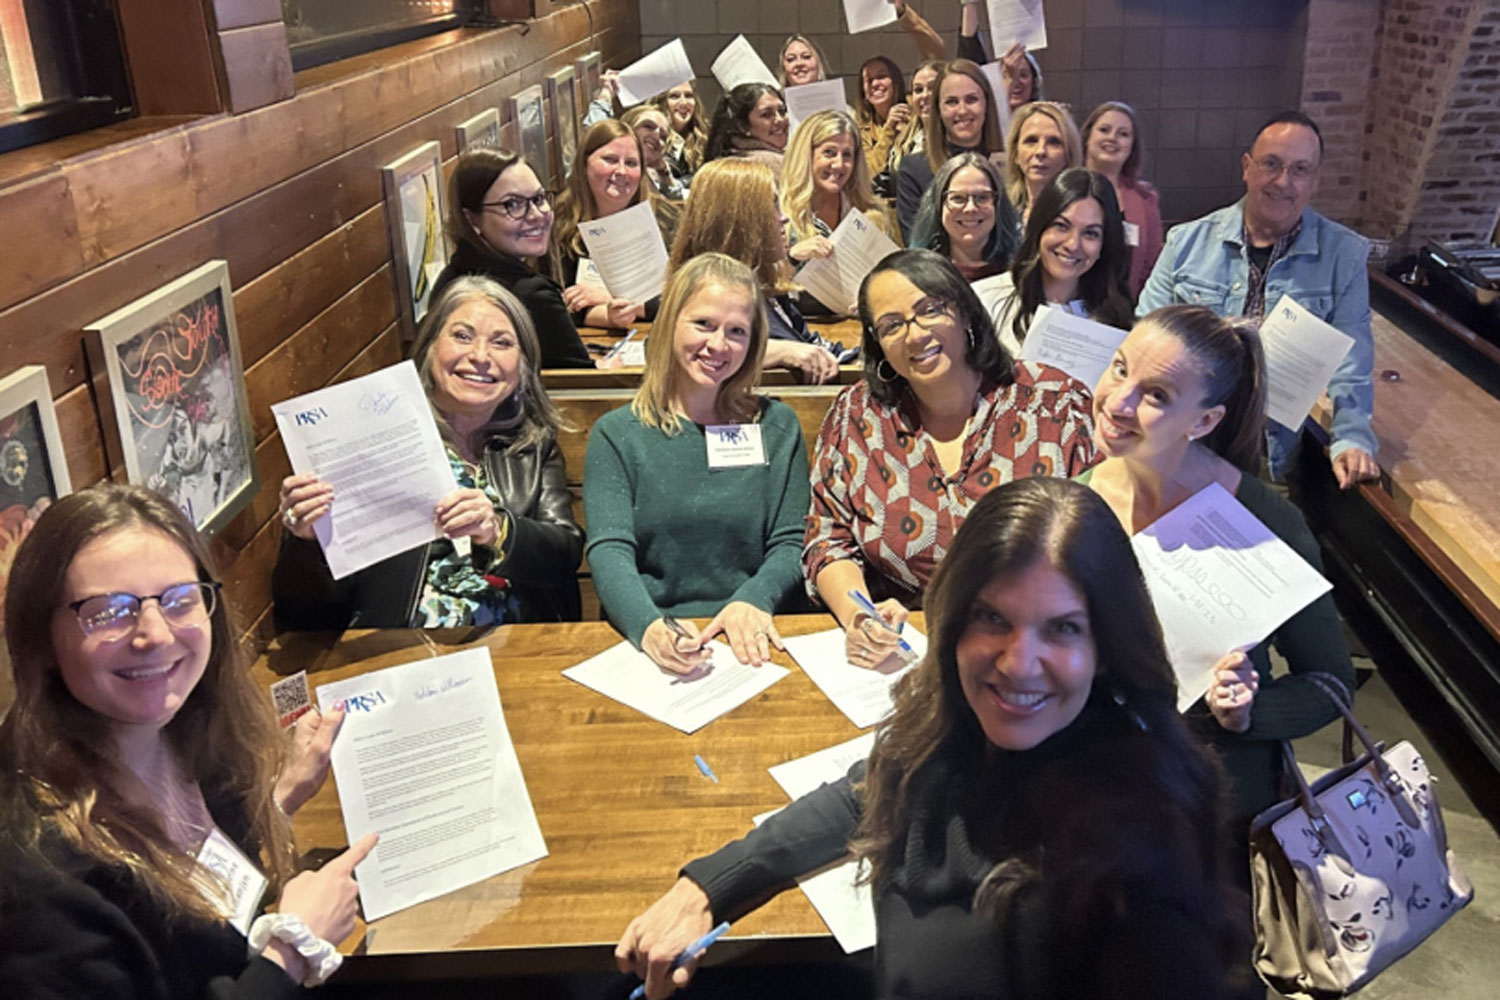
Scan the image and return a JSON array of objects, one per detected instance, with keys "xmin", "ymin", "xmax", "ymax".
[{"xmin": 1, "ymin": 2, "xmax": 1381, "ymax": 997}]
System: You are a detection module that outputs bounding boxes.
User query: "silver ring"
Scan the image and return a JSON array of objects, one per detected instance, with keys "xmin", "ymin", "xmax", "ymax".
[{"xmin": 282, "ymin": 508, "xmax": 298, "ymax": 528}]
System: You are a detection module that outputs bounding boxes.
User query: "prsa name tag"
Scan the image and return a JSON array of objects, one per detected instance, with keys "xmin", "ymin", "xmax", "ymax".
[
  {"xmin": 196, "ymin": 828, "xmax": 269, "ymax": 935},
  {"xmin": 705, "ymin": 424, "xmax": 766, "ymax": 469}
]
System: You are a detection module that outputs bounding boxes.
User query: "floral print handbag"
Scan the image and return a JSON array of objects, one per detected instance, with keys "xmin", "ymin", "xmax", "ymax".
[{"xmin": 1249, "ymin": 674, "xmax": 1473, "ymax": 998}]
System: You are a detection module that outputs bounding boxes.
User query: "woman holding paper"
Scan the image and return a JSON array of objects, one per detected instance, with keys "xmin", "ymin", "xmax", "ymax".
[
  {"xmin": 0, "ymin": 484, "xmax": 376, "ymax": 997},
  {"xmin": 1083, "ymin": 101, "xmax": 1164, "ymax": 300},
  {"xmin": 654, "ymin": 81, "xmax": 708, "ymax": 184},
  {"xmin": 703, "ymin": 83, "xmax": 789, "ymax": 175},
  {"xmin": 1082, "ymin": 304, "xmax": 1356, "ymax": 840},
  {"xmin": 551, "ymin": 120, "xmax": 673, "ymax": 330},
  {"xmin": 668, "ymin": 158, "xmax": 846, "ymax": 383},
  {"xmin": 274, "ymin": 277, "xmax": 584, "ymax": 629},
  {"xmin": 584, "ymin": 253, "xmax": 811, "ymax": 672},
  {"xmin": 895, "ymin": 59, "xmax": 1007, "ymax": 240},
  {"xmin": 881, "ymin": 59, "xmax": 944, "ymax": 179},
  {"xmin": 617, "ymin": 477, "xmax": 1242, "ymax": 999},
  {"xmin": 907, "ymin": 152, "xmax": 1022, "ymax": 282},
  {"xmin": 984, "ymin": 168, "xmax": 1134, "ymax": 355},
  {"xmin": 958, "ymin": 1, "xmax": 1044, "ymax": 109},
  {"xmin": 1003, "ymin": 102, "xmax": 1083, "ymax": 223},
  {"xmin": 805, "ymin": 250, "xmax": 1097, "ymax": 667}
]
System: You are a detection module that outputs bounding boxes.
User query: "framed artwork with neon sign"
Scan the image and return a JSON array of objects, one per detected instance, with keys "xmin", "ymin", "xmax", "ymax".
[{"xmin": 84, "ymin": 261, "xmax": 259, "ymax": 535}]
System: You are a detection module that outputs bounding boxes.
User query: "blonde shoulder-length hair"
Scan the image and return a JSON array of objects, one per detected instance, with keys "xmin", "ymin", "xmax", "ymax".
[
  {"xmin": 550, "ymin": 119, "xmax": 664, "ymax": 266},
  {"xmin": 632, "ymin": 253, "xmax": 768, "ymax": 434},
  {"xmin": 781, "ymin": 110, "xmax": 883, "ymax": 244},
  {"xmin": 1003, "ymin": 102, "xmax": 1083, "ymax": 214},
  {"xmin": 777, "ymin": 34, "xmax": 831, "ymax": 87},
  {"xmin": 668, "ymin": 158, "xmax": 791, "ymax": 294}
]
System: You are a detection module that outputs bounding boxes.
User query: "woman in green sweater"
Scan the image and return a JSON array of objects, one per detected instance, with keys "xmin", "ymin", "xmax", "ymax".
[
  {"xmin": 1080, "ymin": 304, "xmax": 1357, "ymax": 849},
  {"xmin": 583, "ymin": 253, "xmax": 811, "ymax": 672}
]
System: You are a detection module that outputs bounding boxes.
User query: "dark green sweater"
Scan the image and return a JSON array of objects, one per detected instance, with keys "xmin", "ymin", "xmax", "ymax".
[{"xmin": 583, "ymin": 398, "xmax": 811, "ymax": 645}]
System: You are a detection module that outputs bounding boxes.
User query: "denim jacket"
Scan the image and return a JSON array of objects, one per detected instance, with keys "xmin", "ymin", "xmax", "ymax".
[{"xmin": 1137, "ymin": 201, "xmax": 1375, "ymax": 478}]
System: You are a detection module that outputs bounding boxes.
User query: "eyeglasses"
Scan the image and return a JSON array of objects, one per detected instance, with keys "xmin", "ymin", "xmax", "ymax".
[
  {"xmin": 67, "ymin": 582, "xmax": 221, "ymax": 640},
  {"xmin": 871, "ymin": 298, "xmax": 953, "ymax": 341},
  {"xmin": 1251, "ymin": 156, "xmax": 1316, "ymax": 181},
  {"xmin": 481, "ymin": 192, "xmax": 551, "ymax": 220},
  {"xmin": 944, "ymin": 190, "xmax": 996, "ymax": 210}
]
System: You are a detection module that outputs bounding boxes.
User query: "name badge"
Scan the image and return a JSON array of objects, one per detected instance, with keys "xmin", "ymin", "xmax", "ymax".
[
  {"xmin": 1123, "ymin": 221, "xmax": 1141, "ymax": 247},
  {"xmin": 196, "ymin": 827, "xmax": 269, "ymax": 935},
  {"xmin": 705, "ymin": 424, "xmax": 766, "ymax": 469}
]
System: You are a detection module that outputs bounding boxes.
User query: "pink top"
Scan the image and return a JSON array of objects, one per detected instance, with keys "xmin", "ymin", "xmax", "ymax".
[{"xmin": 1116, "ymin": 178, "xmax": 1164, "ymax": 301}]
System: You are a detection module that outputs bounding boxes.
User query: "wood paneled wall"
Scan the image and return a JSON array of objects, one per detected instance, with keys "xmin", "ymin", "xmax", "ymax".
[{"xmin": 0, "ymin": 1, "xmax": 641, "ymax": 648}]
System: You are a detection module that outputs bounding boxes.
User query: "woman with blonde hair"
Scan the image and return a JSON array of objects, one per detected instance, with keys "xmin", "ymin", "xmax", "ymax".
[
  {"xmin": 622, "ymin": 104, "xmax": 686, "ymax": 201},
  {"xmin": 895, "ymin": 58, "xmax": 1006, "ymax": 240},
  {"xmin": 669, "ymin": 158, "xmax": 846, "ymax": 383},
  {"xmin": 1004, "ymin": 101, "xmax": 1083, "ymax": 223},
  {"xmin": 777, "ymin": 34, "xmax": 833, "ymax": 88},
  {"xmin": 583, "ymin": 253, "xmax": 811, "ymax": 673},
  {"xmin": 654, "ymin": 80, "xmax": 708, "ymax": 184}
]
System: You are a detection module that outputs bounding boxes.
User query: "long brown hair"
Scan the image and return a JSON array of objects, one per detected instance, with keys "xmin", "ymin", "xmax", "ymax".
[
  {"xmin": 924, "ymin": 59, "xmax": 1006, "ymax": 174},
  {"xmin": 653, "ymin": 80, "xmax": 708, "ymax": 172},
  {"xmin": 1081, "ymin": 101, "xmax": 1146, "ymax": 183},
  {"xmin": 446, "ymin": 146, "xmax": 535, "ymax": 259},
  {"xmin": 668, "ymin": 159, "xmax": 791, "ymax": 293},
  {"xmin": 0, "ymin": 485, "xmax": 296, "ymax": 922},
  {"xmin": 549, "ymin": 119, "xmax": 663, "ymax": 266}
]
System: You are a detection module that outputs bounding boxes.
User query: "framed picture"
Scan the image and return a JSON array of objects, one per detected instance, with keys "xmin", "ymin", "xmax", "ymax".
[
  {"xmin": 84, "ymin": 262, "xmax": 258, "ymax": 535},
  {"xmin": 510, "ymin": 85, "xmax": 550, "ymax": 191},
  {"xmin": 0, "ymin": 365, "xmax": 71, "ymax": 610},
  {"xmin": 380, "ymin": 141, "xmax": 450, "ymax": 337},
  {"xmin": 455, "ymin": 107, "xmax": 500, "ymax": 152},
  {"xmin": 547, "ymin": 66, "xmax": 579, "ymax": 183},
  {"xmin": 575, "ymin": 50, "xmax": 602, "ymax": 109}
]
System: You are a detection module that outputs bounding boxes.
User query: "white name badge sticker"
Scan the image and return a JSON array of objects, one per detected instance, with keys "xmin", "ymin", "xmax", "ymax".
[
  {"xmin": 705, "ymin": 424, "xmax": 766, "ymax": 469},
  {"xmin": 1123, "ymin": 221, "xmax": 1141, "ymax": 247},
  {"xmin": 196, "ymin": 828, "xmax": 269, "ymax": 935}
]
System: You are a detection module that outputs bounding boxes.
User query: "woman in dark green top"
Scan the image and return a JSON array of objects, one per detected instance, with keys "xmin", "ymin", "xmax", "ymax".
[{"xmin": 1080, "ymin": 304, "xmax": 1356, "ymax": 844}]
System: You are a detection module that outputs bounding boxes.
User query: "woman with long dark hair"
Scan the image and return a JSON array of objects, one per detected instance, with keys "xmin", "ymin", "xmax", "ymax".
[
  {"xmin": 702, "ymin": 83, "xmax": 789, "ymax": 175},
  {"xmin": 907, "ymin": 152, "xmax": 1023, "ymax": 282}
]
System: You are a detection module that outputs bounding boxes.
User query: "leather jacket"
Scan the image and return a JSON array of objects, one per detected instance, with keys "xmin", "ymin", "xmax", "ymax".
[{"xmin": 272, "ymin": 435, "xmax": 583, "ymax": 630}]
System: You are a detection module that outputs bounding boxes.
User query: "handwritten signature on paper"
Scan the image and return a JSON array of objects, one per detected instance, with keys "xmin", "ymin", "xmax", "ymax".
[
  {"xmin": 358, "ymin": 392, "xmax": 399, "ymax": 416},
  {"xmin": 414, "ymin": 675, "xmax": 475, "ymax": 701}
]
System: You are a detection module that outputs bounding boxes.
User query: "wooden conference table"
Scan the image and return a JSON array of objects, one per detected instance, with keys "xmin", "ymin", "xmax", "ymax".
[{"xmin": 253, "ymin": 614, "xmax": 900, "ymax": 980}]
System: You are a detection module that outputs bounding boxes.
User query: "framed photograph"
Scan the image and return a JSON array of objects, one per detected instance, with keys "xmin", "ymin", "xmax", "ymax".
[
  {"xmin": 510, "ymin": 85, "xmax": 551, "ymax": 191},
  {"xmin": 0, "ymin": 365, "xmax": 71, "ymax": 609},
  {"xmin": 455, "ymin": 106, "xmax": 500, "ymax": 152},
  {"xmin": 84, "ymin": 262, "xmax": 258, "ymax": 535},
  {"xmin": 575, "ymin": 50, "xmax": 602, "ymax": 109},
  {"xmin": 380, "ymin": 141, "xmax": 450, "ymax": 337},
  {"xmin": 547, "ymin": 66, "xmax": 579, "ymax": 183}
]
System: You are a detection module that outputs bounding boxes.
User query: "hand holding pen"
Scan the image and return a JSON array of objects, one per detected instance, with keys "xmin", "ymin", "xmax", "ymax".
[
  {"xmin": 845, "ymin": 590, "xmax": 914, "ymax": 669},
  {"xmin": 641, "ymin": 615, "xmax": 712, "ymax": 675},
  {"xmin": 615, "ymin": 876, "xmax": 723, "ymax": 999}
]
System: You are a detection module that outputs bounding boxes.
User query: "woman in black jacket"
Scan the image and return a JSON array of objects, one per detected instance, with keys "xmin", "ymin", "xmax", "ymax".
[{"xmin": 273, "ymin": 276, "xmax": 583, "ymax": 629}]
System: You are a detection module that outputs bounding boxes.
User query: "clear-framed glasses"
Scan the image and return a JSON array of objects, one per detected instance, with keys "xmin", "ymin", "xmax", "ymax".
[
  {"xmin": 871, "ymin": 297, "xmax": 953, "ymax": 341},
  {"xmin": 943, "ymin": 190, "xmax": 996, "ymax": 211},
  {"xmin": 1251, "ymin": 156, "xmax": 1316, "ymax": 182},
  {"xmin": 481, "ymin": 192, "xmax": 550, "ymax": 219},
  {"xmin": 67, "ymin": 582, "xmax": 221, "ymax": 640}
]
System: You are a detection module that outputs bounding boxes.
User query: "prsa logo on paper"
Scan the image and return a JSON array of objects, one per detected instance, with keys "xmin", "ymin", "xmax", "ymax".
[
  {"xmin": 292, "ymin": 407, "xmax": 329, "ymax": 427},
  {"xmin": 339, "ymin": 689, "xmax": 390, "ymax": 714}
]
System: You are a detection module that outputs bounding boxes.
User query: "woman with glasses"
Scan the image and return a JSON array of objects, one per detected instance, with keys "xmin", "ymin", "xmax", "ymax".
[
  {"xmin": 273, "ymin": 277, "xmax": 584, "ymax": 629},
  {"xmin": 908, "ymin": 152, "xmax": 1022, "ymax": 283},
  {"xmin": 804, "ymin": 249, "xmax": 1097, "ymax": 666},
  {"xmin": 1, "ymin": 484, "xmax": 375, "ymax": 997},
  {"xmin": 432, "ymin": 148, "xmax": 594, "ymax": 368}
]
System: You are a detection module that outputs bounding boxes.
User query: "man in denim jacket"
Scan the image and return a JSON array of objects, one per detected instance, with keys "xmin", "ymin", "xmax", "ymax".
[{"xmin": 1138, "ymin": 112, "xmax": 1378, "ymax": 489}]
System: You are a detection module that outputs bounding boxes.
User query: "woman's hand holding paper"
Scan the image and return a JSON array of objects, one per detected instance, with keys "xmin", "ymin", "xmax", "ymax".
[
  {"xmin": 279, "ymin": 473, "xmax": 334, "ymax": 540},
  {"xmin": 274, "ymin": 703, "xmax": 345, "ymax": 816},
  {"xmin": 1206, "ymin": 650, "xmax": 1259, "ymax": 733},
  {"xmin": 765, "ymin": 341, "xmax": 840, "ymax": 384},
  {"xmin": 435, "ymin": 488, "xmax": 502, "ymax": 547},
  {"xmin": 700, "ymin": 601, "xmax": 784, "ymax": 667},
  {"xmin": 788, "ymin": 236, "xmax": 835, "ymax": 262}
]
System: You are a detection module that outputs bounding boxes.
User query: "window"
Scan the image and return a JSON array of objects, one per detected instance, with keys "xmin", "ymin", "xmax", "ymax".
[
  {"xmin": 0, "ymin": 0, "xmax": 131, "ymax": 154},
  {"xmin": 283, "ymin": 0, "xmax": 488, "ymax": 72}
]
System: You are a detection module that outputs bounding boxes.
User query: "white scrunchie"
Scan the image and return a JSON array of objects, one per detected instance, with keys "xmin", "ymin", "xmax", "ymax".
[{"xmin": 247, "ymin": 912, "xmax": 343, "ymax": 987}]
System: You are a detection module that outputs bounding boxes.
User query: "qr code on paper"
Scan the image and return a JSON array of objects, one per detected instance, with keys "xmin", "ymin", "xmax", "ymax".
[{"xmin": 270, "ymin": 671, "xmax": 312, "ymax": 729}]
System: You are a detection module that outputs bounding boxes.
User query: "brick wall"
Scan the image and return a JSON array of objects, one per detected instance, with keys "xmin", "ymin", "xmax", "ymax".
[{"xmin": 1300, "ymin": 0, "xmax": 1380, "ymax": 225}]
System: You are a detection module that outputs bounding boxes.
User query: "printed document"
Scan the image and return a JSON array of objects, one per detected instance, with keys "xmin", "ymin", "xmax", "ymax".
[
  {"xmin": 844, "ymin": 0, "xmax": 899, "ymax": 34},
  {"xmin": 1017, "ymin": 304, "xmax": 1128, "ymax": 389},
  {"xmin": 988, "ymin": 0, "xmax": 1048, "ymax": 49},
  {"xmin": 754, "ymin": 810, "xmax": 875, "ymax": 953},
  {"xmin": 272, "ymin": 361, "xmax": 457, "ymax": 580},
  {"xmin": 711, "ymin": 35, "xmax": 778, "ymax": 91},
  {"xmin": 1131, "ymin": 483, "xmax": 1332, "ymax": 711},
  {"xmin": 579, "ymin": 202, "xmax": 670, "ymax": 305},
  {"xmin": 616, "ymin": 38, "xmax": 695, "ymax": 107},
  {"xmin": 768, "ymin": 732, "xmax": 876, "ymax": 799},
  {"xmin": 976, "ymin": 62, "xmax": 1015, "ymax": 133},
  {"xmin": 796, "ymin": 211, "xmax": 902, "ymax": 315},
  {"xmin": 316, "ymin": 649, "xmax": 548, "ymax": 921},
  {"xmin": 785, "ymin": 79, "xmax": 849, "ymax": 133},
  {"xmin": 562, "ymin": 640, "xmax": 788, "ymax": 733},
  {"xmin": 782, "ymin": 629, "xmax": 926, "ymax": 729},
  {"xmin": 1258, "ymin": 295, "xmax": 1356, "ymax": 431}
]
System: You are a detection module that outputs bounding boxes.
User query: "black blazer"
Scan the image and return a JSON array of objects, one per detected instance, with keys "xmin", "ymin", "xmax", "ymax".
[{"xmin": 272, "ymin": 434, "xmax": 583, "ymax": 630}]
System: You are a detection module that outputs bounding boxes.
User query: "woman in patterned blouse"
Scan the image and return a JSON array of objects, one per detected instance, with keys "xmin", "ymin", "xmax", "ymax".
[{"xmin": 804, "ymin": 249, "xmax": 1098, "ymax": 666}]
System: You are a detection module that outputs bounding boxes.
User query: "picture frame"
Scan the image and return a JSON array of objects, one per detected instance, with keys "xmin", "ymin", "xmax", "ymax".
[
  {"xmin": 455, "ymin": 106, "xmax": 501, "ymax": 152},
  {"xmin": 547, "ymin": 66, "xmax": 579, "ymax": 183},
  {"xmin": 84, "ymin": 261, "xmax": 258, "ymax": 535},
  {"xmin": 380, "ymin": 141, "xmax": 450, "ymax": 337},
  {"xmin": 510, "ymin": 85, "xmax": 551, "ymax": 191},
  {"xmin": 575, "ymin": 50, "xmax": 602, "ymax": 109},
  {"xmin": 0, "ymin": 365, "xmax": 71, "ymax": 611}
]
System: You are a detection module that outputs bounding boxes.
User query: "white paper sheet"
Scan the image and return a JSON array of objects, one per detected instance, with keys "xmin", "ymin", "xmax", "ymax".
[
  {"xmin": 1017, "ymin": 304, "xmax": 1129, "ymax": 389},
  {"xmin": 617, "ymin": 38, "xmax": 695, "ymax": 107},
  {"xmin": 785, "ymin": 78, "xmax": 849, "ymax": 135},
  {"xmin": 271, "ymin": 361, "xmax": 458, "ymax": 580},
  {"xmin": 987, "ymin": 0, "xmax": 1049, "ymax": 50},
  {"xmin": 976, "ymin": 61, "xmax": 1014, "ymax": 134},
  {"xmin": 844, "ymin": 0, "xmax": 899, "ymax": 34},
  {"xmin": 1257, "ymin": 294, "xmax": 1357, "ymax": 431},
  {"xmin": 562, "ymin": 640, "xmax": 789, "ymax": 733},
  {"xmin": 1131, "ymin": 483, "xmax": 1333, "ymax": 712},
  {"xmin": 782, "ymin": 628, "xmax": 925, "ymax": 729},
  {"xmin": 796, "ymin": 211, "xmax": 902, "ymax": 315},
  {"xmin": 575, "ymin": 256, "xmax": 608, "ymax": 292},
  {"xmin": 768, "ymin": 732, "xmax": 876, "ymax": 799},
  {"xmin": 579, "ymin": 202, "xmax": 670, "ymax": 305},
  {"xmin": 711, "ymin": 35, "xmax": 779, "ymax": 92},
  {"xmin": 754, "ymin": 810, "xmax": 875, "ymax": 953},
  {"xmin": 316, "ymin": 649, "xmax": 548, "ymax": 921}
]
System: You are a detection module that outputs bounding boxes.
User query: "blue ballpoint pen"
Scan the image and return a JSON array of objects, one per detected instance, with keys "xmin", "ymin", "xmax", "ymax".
[
  {"xmin": 847, "ymin": 590, "xmax": 917, "ymax": 659},
  {"xmin": 627, "ymin": 921, "xmax": 731, "ymax": 999}
]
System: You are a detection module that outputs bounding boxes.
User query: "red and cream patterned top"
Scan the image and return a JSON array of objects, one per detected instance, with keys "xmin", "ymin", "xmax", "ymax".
[{"xmin": 803, "ymin": 362, "xmax": 1099, "ymax": 604}]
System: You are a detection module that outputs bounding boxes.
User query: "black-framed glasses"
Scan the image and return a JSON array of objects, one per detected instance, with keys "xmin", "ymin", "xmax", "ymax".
[
  {"xmin": 67, "ymin": 582, "xmax": 222, "ymax": 640},
  {"xmin": 871, "ymin": 298, "xmax": 953, "ymax": 341},
  {"xmin": 481, "ymin": 192, "xmax": 550, "ymax": 219},
  {"xmin": 944, "ymin": 190, "xmax": 996, "ymax": 211}
]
